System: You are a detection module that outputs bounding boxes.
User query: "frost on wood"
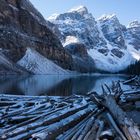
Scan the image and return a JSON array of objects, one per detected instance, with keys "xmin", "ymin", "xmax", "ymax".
[{"xmin": 0, "ymin": 77, "xmax": 140, "ymax": 140}]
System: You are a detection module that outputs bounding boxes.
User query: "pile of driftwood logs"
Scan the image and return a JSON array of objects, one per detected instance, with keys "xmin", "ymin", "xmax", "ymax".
[{"xmin": 0, "ymin": 76, "xmax": 140, "ymax": 140}]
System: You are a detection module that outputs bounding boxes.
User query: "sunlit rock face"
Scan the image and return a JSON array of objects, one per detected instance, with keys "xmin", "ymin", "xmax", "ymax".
[
  {"xmin": 0, "ymin": 0, "xmax": 73, "ymax": 72},
  {"xmin": 48, "ymin": 6, "xmax": 105, "ymax": 49},
  {"xmin": 48, "ymin": 6, "xmax": 140, "ymax": 73},
  {"xmin": 98, "ymin": 14, "xmax": 127, "ymax": 49},
  {"xmin": 125, "ymin": 21, "xmax": 140, "ymax": 50}
]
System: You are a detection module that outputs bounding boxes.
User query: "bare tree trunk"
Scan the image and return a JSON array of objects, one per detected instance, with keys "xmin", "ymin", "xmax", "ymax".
[{"xmin": 103, "ymin": 95, "xmax": 140, "ymax": 140}]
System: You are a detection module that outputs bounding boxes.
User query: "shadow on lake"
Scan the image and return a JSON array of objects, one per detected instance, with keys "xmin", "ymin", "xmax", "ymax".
[{"xmin": 0, "ymin": 74, "xmax": 129, "ymax": 96}]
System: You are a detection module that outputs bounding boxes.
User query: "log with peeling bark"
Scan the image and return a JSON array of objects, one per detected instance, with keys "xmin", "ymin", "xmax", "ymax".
[
  {"xmin": 123, "ymin": 76, "xmax": 138, "ymax": 84},
  {"xmin": 123, "ymin": 76, "xmax": 140, "ymax": 86},
  {"xmin": 0, "ymin": 78, "xmax": 140, "ymax": 140},
  {"xmin": 105, "ymin": 95, "xmax": 140, "ymax": 140},
  {"xmin": 90, "ymin": 82, "xmax": 140, "ymax": 140},
  {"xmin": 121, "ymin": 94, "xmax": 140, "ymax": 103},
  {"xmin": 104, "ymin": 96, "xmax": 140, "ymax": 140}
]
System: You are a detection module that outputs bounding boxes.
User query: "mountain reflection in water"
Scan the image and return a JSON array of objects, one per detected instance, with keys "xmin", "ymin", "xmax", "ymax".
[{"xmin": 0, "ymin": 74, "xmax": 129, "ymax": 96}]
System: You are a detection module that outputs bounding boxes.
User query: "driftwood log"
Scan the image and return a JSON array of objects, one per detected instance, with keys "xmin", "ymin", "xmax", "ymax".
[
  {"xmin": 90, "ymin": 81, "xmax": 140, "ymax": 140},
  {"xmin": 0, "ymin": 76, "xmax": 140, "ymax": 140}
]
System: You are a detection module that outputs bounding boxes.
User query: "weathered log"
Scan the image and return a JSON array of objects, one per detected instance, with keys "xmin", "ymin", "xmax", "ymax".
[
  {"xmin": 96, "ymin": 84, "xmax": 140, "ymax": 140},
  {"xmin": 123, "ymin": 76, "xmax": 138, "ymax": 84},
  {"xmin": 0, "ymin": 101, "xmax": 17, "ymax": 106},
  {"xmin": 89, "ymin": 81, "xmax": 140, "ymax": 140},
  {"xmin": 77, "ymin": 109, "xmax": 104, "ymax": 140},
  {"xmin": 32, "ymin": 107, "xmax": 92, "ymax": 140},
  {"xmin": 8, "ymin": 116, "xmax": 35, "ymax": 124},
  {"xmin": 1, "ymin": 104, "xmax": 89, "ymax": 139},
  {"xmin": 71, "ymin": 124, "xmax": 86, "ymax": 140},
  {"xmin": 21, "ymin": 102, "xmax": 51, "ymax": 115},
  {"xmin": 71, "ymin": 108, "xmax": 104, "ymax": 140},
  {"xmin": 106, "ymin": 113, "xmax": 127, "ymax": 140},
  {"xmin": 56, "ymin": 109, "xmax": 98, "ymax": 140},
  {"xmin": 95, "ymin": 120, "xmax": 104, "ymax": 140},
  {"xmin": 123, "ymin": 90, "xmax": 140, "ymax": 95},
  {"xmin": 1, "ymin": 105, "xmax": 69, "ymax": 135},
  {"xmin": 77, "ymin": 116, "xmax": 96, "ymax": 140},
  {"xmin": 119, "ymin": 102, "xmax": 136, "ymax": 112},
  {"xmin": 1, "ymin": 100, "xmax": 73, "ymax": 125},
  {"xmin": 1, "ymin": 105, "xmax": 37, "ymax": 119},
  {"xmin": 83, "ymin": 120, "xmax": 99, "ymax": 140},
  {"xmin": 122, "ymin": 94, "xmax": 140, "ymax": 103}
]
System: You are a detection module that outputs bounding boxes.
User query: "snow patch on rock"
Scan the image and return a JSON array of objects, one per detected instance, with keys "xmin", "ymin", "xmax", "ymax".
[
  {"xmin": 88, "ymin": 48, "xmax": 134, "ymax": 72},
  {"xmin": 63, "ymin": 36, "xmax": 80, "ymax": 46},
  {"xmin": 18, "ymin": 48, "xmax": 69, "ymax": 74}
]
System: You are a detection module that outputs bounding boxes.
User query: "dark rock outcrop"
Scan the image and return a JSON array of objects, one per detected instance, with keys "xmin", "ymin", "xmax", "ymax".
[
  {"xmin": 0, "ymin": 52, "xmax": 29, "ymax": 74},
  {"xmin": 98, "ymin": 48, "xmax": 109, "ymax": 56},
  {"xmin": 0, "ymin": 0, "xmax": 72, "ymax": 71},
  {"xmin": 65, "ymin": 43, "xmax": 96, "ymax": 72},
  {"xmin": 111, "ymin": 48, "xmax": 124, "ymax": 58}
]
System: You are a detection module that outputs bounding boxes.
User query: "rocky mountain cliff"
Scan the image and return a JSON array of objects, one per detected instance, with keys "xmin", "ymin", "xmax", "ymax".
[
  {"xmin": 0, "ymin": 0, "xmax": 73, "ymax": 74},
  {"xmin": 48, "ymin": 6, "xmax": 140, "ymax": 73},
  {"xmin": 1, "ymin": 2, "xmax": 140, "ymax": 74},
  {"xmin": 0, "ymin": 52, "xmax": 29, "ymax": 74}
]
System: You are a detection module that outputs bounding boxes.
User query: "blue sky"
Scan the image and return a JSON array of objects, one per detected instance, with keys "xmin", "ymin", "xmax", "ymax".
[{"xmin": 30, "ymin": 0, "xmax": 140, "ymax": 25}]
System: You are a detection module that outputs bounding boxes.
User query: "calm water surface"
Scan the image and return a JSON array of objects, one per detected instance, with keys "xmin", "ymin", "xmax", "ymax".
[{"xmin": 0, "ymin": 74, "xmax": 129, "ymax": 96}]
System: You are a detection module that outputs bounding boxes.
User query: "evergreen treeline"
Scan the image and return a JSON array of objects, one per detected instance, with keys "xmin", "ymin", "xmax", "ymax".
[{"xmin": 121, "ymin": 61, "xmax": 140, "ymax": 75}]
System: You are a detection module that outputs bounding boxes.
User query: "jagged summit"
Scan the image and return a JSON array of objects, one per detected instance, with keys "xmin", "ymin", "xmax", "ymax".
[
  {"xmin": 47, "ymin": 5, "xmax": 91, "ymax": 21},
  {"xmin": 128, "ymin": 20, "xmax": 140, "ymax": 28},
  {"xmin": 48, "ymin": 6, "xmax": 140, "ymax": 73},
  {"xmin": 68, "ymin": 5, "xmax": 88, "ymax": 15},
  {"xmin": 98, "ymin": 14, "xmax": 116, "ymax": 20},
  {"xmin": 47, "ymin": 13, "xmax": 59, "ymax": 21}
]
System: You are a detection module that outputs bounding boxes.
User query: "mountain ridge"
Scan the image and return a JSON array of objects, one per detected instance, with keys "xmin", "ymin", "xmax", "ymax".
[
  {"xmin": 0, "ymin": 0, "xmax": 73, "ymax": 74},
  {"xmin": 48, "ymin": 5, "xmax": 140, "ymax": 73},
  {"xmin": 1, "ymin": 2, "xmax": 140, "ymax": 74}
]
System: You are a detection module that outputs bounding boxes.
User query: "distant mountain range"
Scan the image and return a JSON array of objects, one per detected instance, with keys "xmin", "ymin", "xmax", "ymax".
[
  {"xmin": 48, "ymin": 6, "xmax": 140, "ymax": 73},
  {"xmin": 0, "ymin": 1, "xmax": 140, "ymax": 74}
]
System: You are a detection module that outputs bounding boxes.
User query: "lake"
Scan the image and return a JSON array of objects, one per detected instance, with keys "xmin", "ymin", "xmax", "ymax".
[{"xmin": 0, "ymin": 74, "xmax": 130, "ymax": 96}]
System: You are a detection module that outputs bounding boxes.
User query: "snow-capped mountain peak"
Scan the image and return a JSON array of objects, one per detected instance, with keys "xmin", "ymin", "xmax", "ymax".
[
  {"xmin": 98, "ymin": 14, "xmax": 121, "ymax": 27},
  {"xmin": 98, "ymin": 14, "xmax": 117, "ymax": 21},
  {"xmin": 48, "ymin": 6, "xmax": 91, "ymax": 22},
  {"xmin": 127, "ymin": 20, "xmax": 140, "ymax": 28},
  {"xmin": 68, "ymin": 5, "xmax": 88, "ymax": 15},
  {"xmin": 48, "ymin": 6, "xmax": 140, "ymax": 73},
  {"xmin": 47, "ymin": 13, "xmax": 59, "ymax": 21},
  {"xmin": 63, "ymin": 36, "xmax": 80, "ymax": 47}
]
